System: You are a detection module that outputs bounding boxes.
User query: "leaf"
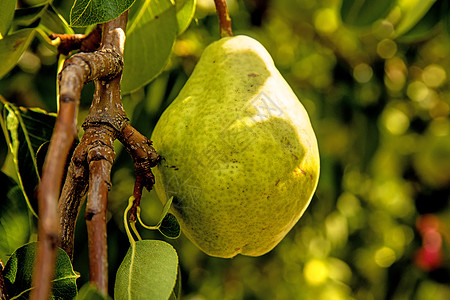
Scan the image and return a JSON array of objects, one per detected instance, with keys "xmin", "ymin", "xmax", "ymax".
[
  {"xmin": 12, "ymin": 4, "xmax": 48, "ymax": 28},
  {"xmin": 168, "ymin": 266, "xmax": 182, "ymax": 300},
  {"xmin": 395, "ymin": 0, "xmax": 437, "ymax": 37},
  {"xmin": 70, "ymin": 0, "xmax": 136, "ymax": 27},
  {"xmin": 76, "ymin": 283, "xmax": 111, "ymax": 300},
  {"xmin": 122, "ymin": 0, "xmax": 178, "ymax": 94},
  {"xmin": 41, "ymin": 4, "xmax": 74, "ymax": 34},
  {"xmin": 0, "ymin": 0, "xmax": 16, "ymax": 37},
  {"xmin": 0, "ymin": 172, "xmax": 31, "ymax": 263},
  {"xmin": 114, "ymin": 240, "xmax": 179, "ymax": 300},
  {"xmin": 176, "ymin": 0, "xmax": 196, "ymax": 34},
  {"xmin": 0, "ymin": 100, "xmax": 57, "ymax": 216},
  {"xmin": 158, "ymin": 213, "xmax": 181, "ymax": 239},
  {"xmin": 0, "ymin": 29, "xmax": 36, "ymax": 80},
  {"xmin": 396, "ymin": 0, "xmax": 441, "ymax": 43},
  {"xmin": 340, "ymin": 0, "xmax": 394, "ymax": 28},
  {"xmin": 3, "ymin": 242, "xmax": 79, "ymax": 299}
]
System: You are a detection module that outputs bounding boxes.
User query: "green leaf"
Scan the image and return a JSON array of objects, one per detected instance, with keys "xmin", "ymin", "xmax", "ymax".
[
  {"xmin": 41, "ymin": 4, "xmax": 74, "ymax": 34},
  {"xmin": 122, "ymin": 0, "xmax": 178, "ymax": 94},
  {"xmin": 0, "ymin": 0, "xmax": 16, "ymax": 36},
  {"xmin": 0, "ymin": 172, "xmax": 31, "ymax": 263},
  {"xmin": 12, "ymin": 4, "xmax": 48, "ymax": 28},
  {"xmin": 340, "ymin": 0, "xmax": 394, "ymax": 28},
  {"xmin": 114, "ymin": 240, "xmax": 179, "ymax": 300},
  {"xmin": 0, "ymin": 100, "xmax": 57, "ymax": 216},
  {"xmin": 70, "ymin": 0, "xmax": 136, "ymax": 27},
  {"xmin": 0, "ymin": 28, "xmax": 36, "ymax": 80},
  {"xmin": 176, "ymin": 0, "xmax": 196, "ymax": 34},
  {"xmin": 76, "ymin": 283, "xmax": 111, "ymax": 300},
  {"xmin": 158, "ymin": 213, "xmax": 181, "ymax": 239},
  {"xmin": 395, "ymin": 0, "xmax": 437, "ymax": 37},
  {"xmin": 3, "ymin": 242, "xmax": 79, "ymax": 299},
  {"xmin": 396, "ymin": 0, "xmax": 441, "ymax": 43}
]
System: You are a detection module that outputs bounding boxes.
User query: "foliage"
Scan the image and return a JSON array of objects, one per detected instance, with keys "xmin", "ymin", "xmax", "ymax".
[{"xmin": 0, "ymin": 0, "xmax": 449, "ymax": 299}]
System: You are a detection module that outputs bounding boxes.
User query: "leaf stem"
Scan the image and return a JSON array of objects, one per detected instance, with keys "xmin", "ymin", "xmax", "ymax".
[
  {"xmin": 124, "ymin": 197, "xmax": 137, "ymax": 246},
  {"xmin": 214, "ymin": 0, "xmax": 233, "ymax": 37}
]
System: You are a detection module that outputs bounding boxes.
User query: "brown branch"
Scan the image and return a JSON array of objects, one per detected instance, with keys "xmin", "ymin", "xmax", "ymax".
[
  {"xmin": 214, "ymin": 0, "xmax": 233, "ymax": 37},
  {"xmin": 84, "ymin": 125, "xmax": 116, "ymax": 295},
  {"xmin": 31, "ymin": 61, "xmax": 81, "ymax": 300},
  {"xmin": 80, "ymin": 12, "xmax": 128, "ymax": 295},
  {"xmin": 118, "ymin": 124, "xmax": 160, "ymax": 220},
  {"xmin": 50, "ymin": 25, "xmax": 102, "ymax": 55},
  {"xmin": 58, "ymin": 141, "xmax": 89, "ymax": 260},
  {"xmin": 31, "ymin": 12, "xmax": 128, "ymax": 300}
]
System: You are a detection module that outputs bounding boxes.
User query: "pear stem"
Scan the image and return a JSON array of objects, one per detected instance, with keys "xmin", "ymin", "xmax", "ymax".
[{"xmin": 214, "ymin": 0, "xmax": 233, "ymax": 37}]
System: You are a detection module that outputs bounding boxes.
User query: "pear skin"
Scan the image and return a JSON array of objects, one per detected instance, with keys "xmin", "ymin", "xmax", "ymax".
[{"xmin": 151, "ymin": 35, "xmax": 320, "ymax": 258}]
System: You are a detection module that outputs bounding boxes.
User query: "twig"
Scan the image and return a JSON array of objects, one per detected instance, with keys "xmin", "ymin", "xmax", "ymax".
[
  {"xmin": 50, "ymin": 25, "xmax": 102, "ymax": 55},
  {"xmin": 214, "ymin": 0, "xmax": 233, "ymax": 37},
  {"xmin": 118, "ymin": 124, "xmax": 160, "ymax": 221}
]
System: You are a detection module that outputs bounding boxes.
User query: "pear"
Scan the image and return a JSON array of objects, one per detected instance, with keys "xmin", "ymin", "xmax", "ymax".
[{"xmin": 151, "ymin": 35, "xmax": 320, "ymax": 258}]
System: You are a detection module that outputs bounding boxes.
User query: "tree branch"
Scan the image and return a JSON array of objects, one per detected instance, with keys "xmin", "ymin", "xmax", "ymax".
[
  {"xmin": 118, "ymin": 124, "xmax": 160, "ymax": 220},
  {"xmin": 81, "ymin": 12, "xmax": 128, "ymax": 295},
  {"xmin": 31, "ymin": 11, "xmax": 128, "ymax": 300},
  {"xmin": 214, "ymin": 0, "xmax": 233, "ymax": 37},
  {"xmin": 58, "ymin": 140, "xmax": 89, "ymax": 260},
  {"xmin": 49, "ymin": 25, "xmax": 102, "ymax": 55}
]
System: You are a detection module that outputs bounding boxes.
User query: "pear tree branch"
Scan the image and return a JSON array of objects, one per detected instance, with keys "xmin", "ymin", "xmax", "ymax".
[
  {"xmin": 31, "ymin": 13, "xmax": 126, "ymax": 300},
  {"xmin": 118, "ymin": 124, "xmax": 160, "ymax": 221},
  {"xmin": 214, "ymin": 0, "xmax": 233, "ymax": 37}
]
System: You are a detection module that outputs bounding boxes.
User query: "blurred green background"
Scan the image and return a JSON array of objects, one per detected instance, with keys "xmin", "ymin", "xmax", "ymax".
[{"xmin": 1, "ymin": 0, "xmax": 449, "ymax": 299}]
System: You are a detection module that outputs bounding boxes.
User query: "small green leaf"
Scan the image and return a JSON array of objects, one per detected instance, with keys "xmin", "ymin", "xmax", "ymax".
[
  {"xmin": 0, "ymin": 28, "xmax": 36, "ymax": 80},
  {"xmin": 0, "ymin": 100, "xmax": 57, "ymax": 216},
  {"xmin": 3, "ymin": 242, "xmax": 79, "ymax": 299},
  {"xmin": 76, "ymin": 283, "xmax": 111, "ymax": 300},
  {"xmin": 395, "ymin": 0, "xmax": 437, "ymax": 37},
  {"xmin": 122, "ymin": 0, "xmax": 178, "ymax": 94},
  {"xmin": 0, "ymin": 172, "xmax": 31, "ymax": 263},
  {"xmin": 115, "ymin": 240, "xmax": 179, "ymax": 300},
  {"xmin": 176, "ymin": 0, "xmax": 196, "ymax": 34},
  {"xmin": 0, "ymin": 0, "xmax": 16, "ymax": 36},
  {"xmin": 340, "ymin": 0, "xmax": 394, "ymax": 28},
  {"xmin": 70, "ymin": 0, "xmax": 136, "ymax": 27},
  {"xmin": 158, "ymin": 213, "xmax": 181, "ymax": 239}
]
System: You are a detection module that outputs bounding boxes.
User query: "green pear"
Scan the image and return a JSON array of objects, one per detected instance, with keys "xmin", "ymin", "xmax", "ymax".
[{"xmin": 151, "ymin": 35, "xmax": 320, "ymax": 258}]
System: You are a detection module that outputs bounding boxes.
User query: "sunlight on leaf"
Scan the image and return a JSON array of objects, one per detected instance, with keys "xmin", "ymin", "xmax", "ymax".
[
  {"xmin": 0, "ymin": 0, "xmax": 16, "ymax": 37},
  {"xmin": 395, "ymin": 0, "xmax": 437, "ymax": 37},
  {"xmin": 122, "ymin": 0, "xmax": 178, "ymax": 93},
  {"xmin": 70, "ymin": 0, "xmax": 135, "ymax": 27}
]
